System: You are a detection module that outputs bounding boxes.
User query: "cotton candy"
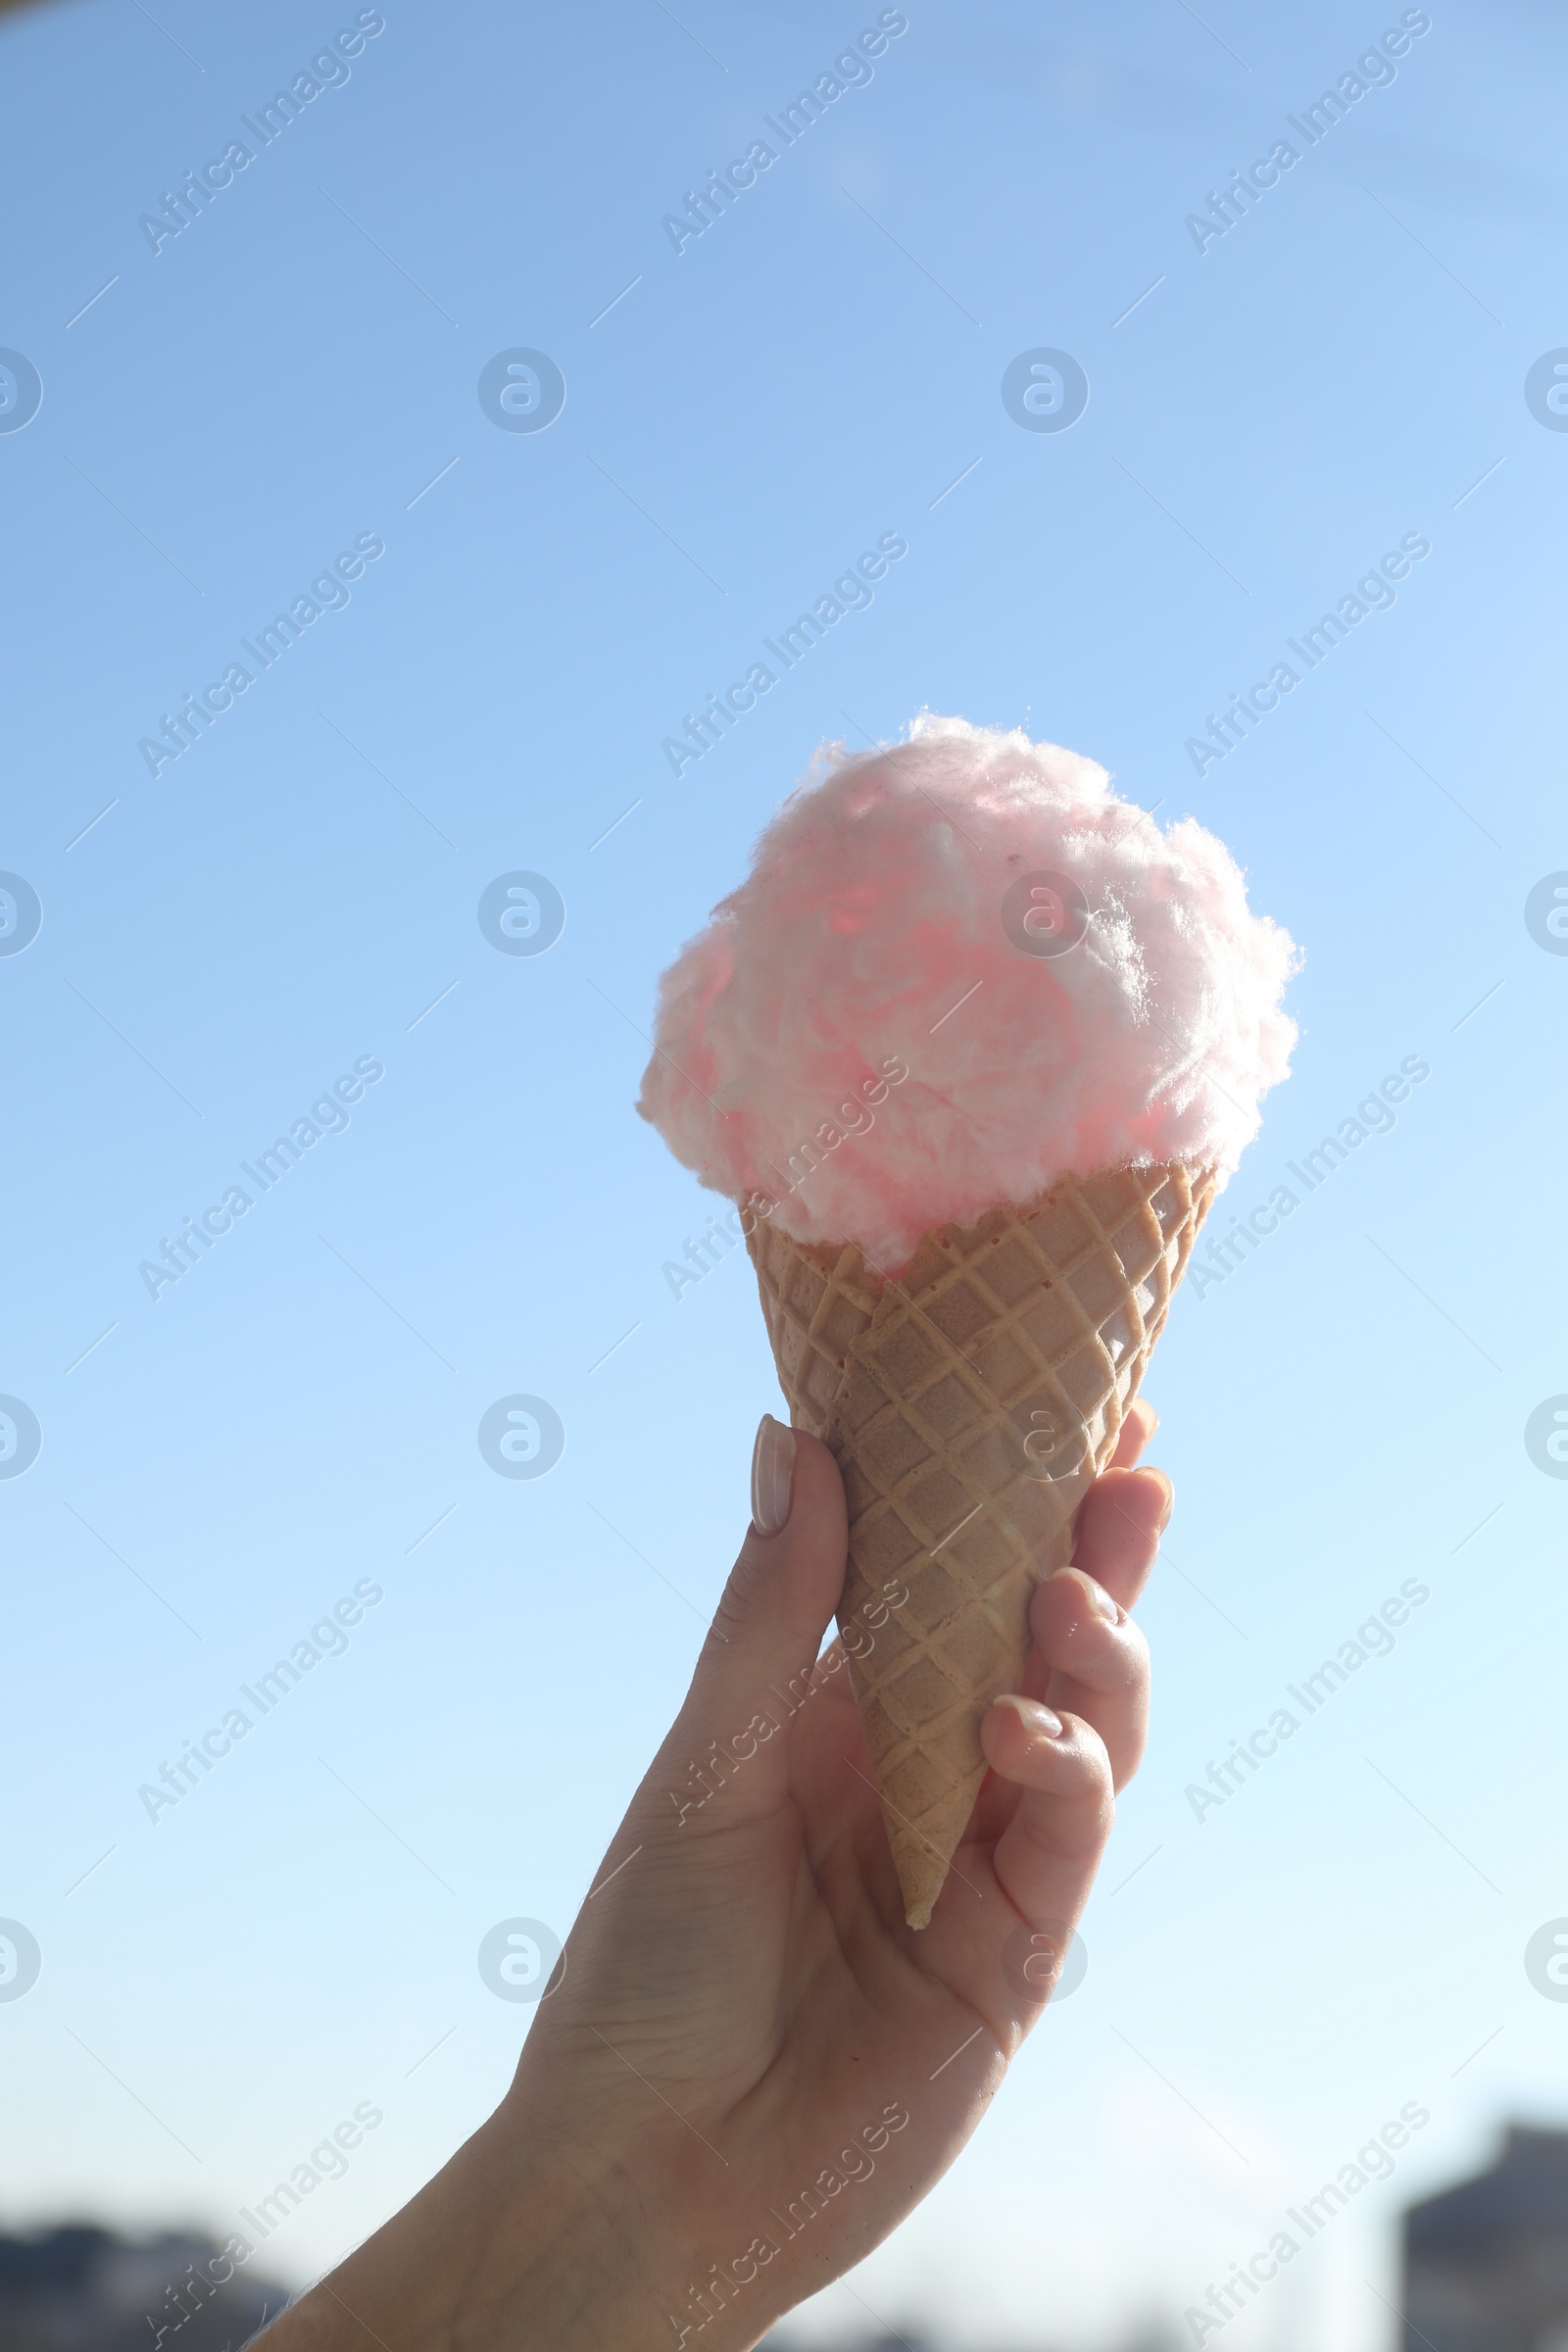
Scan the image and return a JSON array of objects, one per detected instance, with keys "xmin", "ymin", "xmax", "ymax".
[{"xmin": 637, "ymin": 713, "xmax": 1298, "ymax": 1269}]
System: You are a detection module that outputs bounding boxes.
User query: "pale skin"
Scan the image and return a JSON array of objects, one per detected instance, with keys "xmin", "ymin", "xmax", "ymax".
[{"xmin": 262, "ymin": 1399, "xmax": 1168, "ymax": 2352}]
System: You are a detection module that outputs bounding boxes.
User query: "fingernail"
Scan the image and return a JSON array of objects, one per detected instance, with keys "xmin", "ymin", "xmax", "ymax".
[
  {"xmin": 751, "ymin": 1413, "xmax": 797, "ymax": 1536},
  {"xmin": 993, "ymin": 1694, "xmax": 1063, "ymax": 1740},
  {"xmin": 1153, "ymin": 1473, "xmax": 1175, "ymax": 1533},
  {"xmin": 1087, "ymin": 1580, "xmax": 1122, "ymax": 1626}
]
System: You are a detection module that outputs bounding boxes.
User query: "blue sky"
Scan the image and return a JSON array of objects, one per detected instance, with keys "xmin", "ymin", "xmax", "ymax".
[{"xmin": 3, "ymin": 1, "xmax": 1567, "ymax": 2344}]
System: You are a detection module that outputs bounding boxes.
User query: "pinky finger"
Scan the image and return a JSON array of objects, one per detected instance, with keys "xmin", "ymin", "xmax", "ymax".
[{"xmin": 979, "ymin": 1696, "xmax": 1114, "ymax": 1971}]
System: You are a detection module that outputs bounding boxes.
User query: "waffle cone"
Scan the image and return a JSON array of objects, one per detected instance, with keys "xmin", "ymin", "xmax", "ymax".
[{"xmin": 746, "ymin": 1162, "xmax": 1215, "ymax": 1928}]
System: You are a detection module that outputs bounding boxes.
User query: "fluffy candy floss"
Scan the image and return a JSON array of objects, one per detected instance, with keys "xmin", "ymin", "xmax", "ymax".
[{"xmin": 637, "ymin": 713, "xmax": 1298, "ymax": 1267}]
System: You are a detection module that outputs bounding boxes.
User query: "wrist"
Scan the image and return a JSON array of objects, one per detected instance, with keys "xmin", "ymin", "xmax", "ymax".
[
  {"xmin": 257, "ymin": 2107, "xmax": 676, "ymax": 2352},
  {"xmin": 259, "ymin": 2067, "xmax": 786, "ymax": 2352},
  {"xmin": 451, "ymin": 2122, "xmax": 676, "ymax": 2352},
  {"xmin": 455, "ymin": 2095, "xmax": 785, "ymax": 2352}
]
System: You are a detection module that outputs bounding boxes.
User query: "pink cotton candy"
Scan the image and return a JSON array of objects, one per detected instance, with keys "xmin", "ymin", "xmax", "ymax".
[{"xmin": 637, "ymin": 713, "xmax": 1298, "ymax": 1268}]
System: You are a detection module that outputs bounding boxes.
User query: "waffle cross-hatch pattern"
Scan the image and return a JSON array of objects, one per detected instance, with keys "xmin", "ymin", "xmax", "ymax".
[{"xmin": 746, "ymin": 1162, "xmax": 1215, "ymax": 1927}]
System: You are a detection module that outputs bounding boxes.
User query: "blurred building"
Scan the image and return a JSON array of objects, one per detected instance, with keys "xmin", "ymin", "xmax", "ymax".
[
  {"xmin": 1404, "ymin": 2126, "xmax": 1568, "ymax": 2352},
  {"xmin": 0, "ymin": 2226, "xmax": 287, "ymax": 2352}
]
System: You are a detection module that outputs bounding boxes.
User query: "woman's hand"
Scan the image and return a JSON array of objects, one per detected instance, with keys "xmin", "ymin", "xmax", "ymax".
[{"xmin": 266, "ymin": 1403, "xmax": 1169, "ymax": 2352}]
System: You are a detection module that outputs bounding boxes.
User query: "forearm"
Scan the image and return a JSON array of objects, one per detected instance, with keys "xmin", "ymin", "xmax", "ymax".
[{"xmin": 257, "ymin": 2106, "xmax": 694, "ymax": 2352}]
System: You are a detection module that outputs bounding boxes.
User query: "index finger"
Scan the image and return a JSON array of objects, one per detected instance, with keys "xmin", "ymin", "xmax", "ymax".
[
  {"xmin": 1108, "ymin": 1395, "xmax": 1157, "ymax": 1469},
  {"xmin": 1069, "ymin": 1465, "xmax": 1171, "ymax": 1613}
]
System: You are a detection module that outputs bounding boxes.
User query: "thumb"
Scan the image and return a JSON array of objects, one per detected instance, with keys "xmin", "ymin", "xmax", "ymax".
[{"xmin": 681, "ymin": 1416, "xmax": 848, "ymax": 1735}]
